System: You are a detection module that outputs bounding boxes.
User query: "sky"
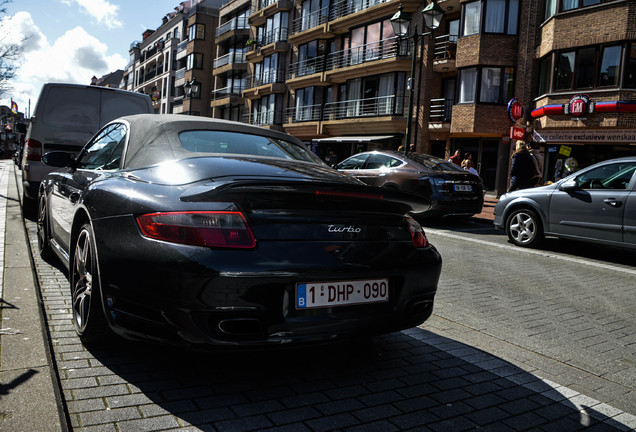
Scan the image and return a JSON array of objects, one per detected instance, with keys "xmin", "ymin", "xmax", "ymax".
[{"xmin": 1, "ymin": 0, "xmax": 183, "ymax": 115}]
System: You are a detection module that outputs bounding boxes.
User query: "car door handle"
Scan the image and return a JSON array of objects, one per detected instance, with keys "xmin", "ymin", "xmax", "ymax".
[{"xmin": 604, "ymin": 198, "xmax": 622, "ymax": 207}]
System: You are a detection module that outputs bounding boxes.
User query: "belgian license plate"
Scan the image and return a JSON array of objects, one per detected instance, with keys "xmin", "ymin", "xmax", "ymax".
[
  {"xmin": 296, "ymin": 279, "xmax": 389, "ymax": 309},
  {"xmin": 454, "ymin": 184, "xmax": 472, "ymax": 192}
]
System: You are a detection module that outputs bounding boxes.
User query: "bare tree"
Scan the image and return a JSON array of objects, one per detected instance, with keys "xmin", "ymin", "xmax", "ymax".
[{"xmin": 0, "ymin": 1, "xmax": 23, "ymax": 99}]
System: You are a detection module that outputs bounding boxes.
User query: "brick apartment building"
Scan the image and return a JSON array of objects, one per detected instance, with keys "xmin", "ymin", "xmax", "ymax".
[{"xmin": 123, "ymin": 0, "xmax": 636, "ymax": 195}]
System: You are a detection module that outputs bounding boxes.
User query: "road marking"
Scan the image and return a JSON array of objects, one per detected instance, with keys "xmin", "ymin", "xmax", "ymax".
[{"xmin": 426, "ymin": 228, "xmax": 636, "ymax": 276}]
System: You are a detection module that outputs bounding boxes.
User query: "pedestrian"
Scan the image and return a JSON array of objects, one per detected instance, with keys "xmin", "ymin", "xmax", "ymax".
[
  {"xmin": 449, "ymin": 150, "xmax": 462, "ymax": 166},
  {"xmin": 527, "ymin": 142, "xmax": 544, "ymax": 186},
  {"xmin": 509, "ymin": 140, "xmax": 539, "ymax": 192},
  {"xmin": 462, "ymin": 159, "xmax": 479, "ymax": 176}
]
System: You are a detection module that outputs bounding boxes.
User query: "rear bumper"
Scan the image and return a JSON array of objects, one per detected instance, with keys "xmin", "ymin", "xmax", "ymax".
[{"xmin": 92, "ymin": 216, "xmax": 443, "ymax": 347}]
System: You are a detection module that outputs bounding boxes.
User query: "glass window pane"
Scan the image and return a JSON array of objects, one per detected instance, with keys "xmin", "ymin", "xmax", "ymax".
[
  {"xmin": 562, "ymin": 0, "xmax": 577, "ymax": 11},
  {"xmin": 507, "ymin": 0, "xmax": 519, "ymax": 34},
  {"xmin": 480, "ymin": 67, "xmax": 502, "ymax": 103},
  {"xmin": 598, "ymin": 45, "xmax": 621, "ymax": 87},
  {"xmin": 485, "ymin": 0, "xmax": 505, "ymax": 33},
  {"xmin": 576, "ymin": 47, "xmax": 595, "ymax": 88},
  {"xmin": 545, "ymin": 0, "xmax": 557, "ymax": 20},
  {"xmin": 459, "ymin": 68, "xmax": 477, "ymax": 103},
  {"xmin": 463, "ymin": 1, "xmax": 481, "ymax": 36},
  {"xmin": 555, "ymin": 51, "xmax": 575, "ymax": 90},
  {"xmin": 624, "ymin": 43, "xmax": 636, "ymax": 88},
  {"xmin": 538, "ymin": 56, "xmax": 551, "ymax": 94},
  {"xmin": 582, "ymin": 0, "xmax": 600, "ymax": 5}
]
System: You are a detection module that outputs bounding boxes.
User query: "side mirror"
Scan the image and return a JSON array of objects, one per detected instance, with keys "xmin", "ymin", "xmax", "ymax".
[
  {"xmin": 558, "ymin": 179, "xmax": 580, "ymax": 192},
  {"xmin": 42, "ymin": 151, "xmax": 73, "ymax": 168}
]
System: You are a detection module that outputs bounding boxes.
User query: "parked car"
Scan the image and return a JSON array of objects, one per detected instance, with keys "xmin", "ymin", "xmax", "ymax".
[
  {"xmin": 335, "ymin": 150, "xmax": 484, "ymax": 218},
  {"xmin": 494, "ymin": 157, "xmax": 636, "ymax": 249},
  {"xmin": 21, "ymin": 83, "xmax": 153, "ymax": 213},
  {"xmin": 38, "ymin": 114, "xmax": 442, "ymax": 348}
]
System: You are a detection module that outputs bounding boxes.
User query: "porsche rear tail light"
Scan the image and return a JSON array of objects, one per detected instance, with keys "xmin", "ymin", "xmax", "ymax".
[
  {"xmin": 404, "ymin": 214, "xmax": 429, "ymax": 248},
  {"xmin": 25, "ymin": 138, "xmax": 42, "ymax": 161},
  {"xmin": 137, "ymin": 211, "xmax": 256, "ymax": 249}
]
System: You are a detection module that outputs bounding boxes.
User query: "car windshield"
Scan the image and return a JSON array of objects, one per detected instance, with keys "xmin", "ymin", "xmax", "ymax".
[
  {"xmin": 178, "ymin": 130, "xmax": 322, "ymax": 164},
  {"xmin": 408, "ymin": 153, "xmax": 465, "ymax": 172}
]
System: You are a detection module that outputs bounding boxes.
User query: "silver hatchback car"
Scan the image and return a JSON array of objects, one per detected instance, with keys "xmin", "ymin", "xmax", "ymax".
[{"xmin": 494, "ymin": 157, "xmax": 636, "ymax": 249}]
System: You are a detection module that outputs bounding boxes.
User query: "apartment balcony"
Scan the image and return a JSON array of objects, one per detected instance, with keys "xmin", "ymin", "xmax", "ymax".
[
  {"xmin": 429, "ymin": 98, "xmax": 453, "ymax": 131},
  {"xmin": 176, "ymin": 40, "xmax": 188, "ymax": 61},
  {"xmin": 327, "ymin": 0, "xmax": 420, "ymax": 35},
  {"xmin": 288, "ymin": 7, "xmax": 333, "ymax": 46},
  {"xmin": 283, "ymin": 105, "xmax": 323, "ymax": 138},
  {"xmin": 213, "ymin": 51, "xmax": 248, "ymax": 76},
  {"xmin": 216, "ymin": 16, "xmax": 250, "ymax": 44},
  {"xmin": 242, "ymin": 68, "xmax": 286, "ymax": 99},
  {"xmin": 242, "ymin": 110, "xmax": 284, "ymax": 127},
  {"xmin": 324, "ymin": 37, "xmax": 411, "ymax": 83},
  {"xmin": 321, "ymin": 95, "xmax": 407, "ymax": 135},
  {"xmin": 210, "ymin": 85, "xmax": 245, "ymax": 108},
  {"xmin": 249, "ymin": 0, "xmax": 292, "ymax": 27},
  {"xmin": 245, "ymin": 28, "xmax": 289, "ymax": 62},
  {"xmin": 174, "ymin": 67, "xmax": 186, "ymax": 88},
  {"xmin": 433, "ymin": 34, "xmax": 457, "ymax": 74},
  {"xmin": 287, "ymin": 56, "xmax": 329, "ymax": 89}
]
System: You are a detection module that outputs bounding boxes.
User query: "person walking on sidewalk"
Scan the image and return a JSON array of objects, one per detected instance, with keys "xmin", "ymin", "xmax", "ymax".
[
  {"xmin": 449, "ymin": 150, "xmax": 462, "ymax": 166},
  {"xmin": 528, "ymin": 142, "xmax": 544, "ymax": 186},
  {"xmin": 508, "ymin": 140, "xmax": 538, "ymax": 192}
]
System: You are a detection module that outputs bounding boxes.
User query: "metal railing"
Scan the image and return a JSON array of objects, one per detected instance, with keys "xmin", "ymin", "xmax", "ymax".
[
  {"xmin": 434, "ymin": 34, "xmax": 457, "ymax": 60},
  {"xmin": 290, "ymin": 6, "xmax": 330, "ymax": 35},
  {"xmin": 242, "ymin": 110, "xmax": 283, "ymax": 126},
  {"xmin": 287, "ymin": 55, "xmax": 326, "ymax": 79},
  {"xmin": 330, "ymin": 0, "xmax": 392, "ymax": 21},
  {"xmin": 174, "ymin": 68, "xmax": 186, "ymax": 81},
  {"xmin": 216, "ymin": 16, "xmax": 250, "ymax": 37},
  {"xmin": 259, "ymin": 27, "xmax": 289, "ymax": 46},
  {"xmin": 251, "ymin": 0, "xmax": 279, "ymax": 13},
  {"xmin": 214, "ymin": 50, "xmax": 247, "ymax": 69},
  {"xmin": 245, "ymin": 67, "xmax": 286, "ymax": 88},
  {"xmin": 212, "ymin": 85, "xmax": 245, "ymax": 100},
  {"xmin": 285, "ymin": 104, "xmax": 323, "ymax": 122},
  {"xmin": 325, "ymin": 37, "xmax": 408, "ymax": 70},
  {"xmin": 323, "ymin": 95, "xmax": 405, "ymax": 120},
  {"xmin": 429, "ymin": 98, "xmax": 453, "ymax": 122}
]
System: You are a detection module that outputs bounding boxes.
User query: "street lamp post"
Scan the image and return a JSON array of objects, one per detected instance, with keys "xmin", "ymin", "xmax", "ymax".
[
  {"xmin": 184, "ymin": 78, "xmax": 200, "ymax": 116},
  {"xmin": 391, "ymin": 1, "xmax": 444, "ymax": 156}
]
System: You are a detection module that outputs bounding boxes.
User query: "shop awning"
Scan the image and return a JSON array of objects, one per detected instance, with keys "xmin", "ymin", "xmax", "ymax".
[{"xmin": 312, "ymin": 135, "xmax": 394, "ymax": 143}]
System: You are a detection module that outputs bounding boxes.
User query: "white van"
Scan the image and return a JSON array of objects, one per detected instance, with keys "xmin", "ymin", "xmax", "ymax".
[{"xmin": 21, "ymin": 83, "xmax": 153, "ymax": 209}]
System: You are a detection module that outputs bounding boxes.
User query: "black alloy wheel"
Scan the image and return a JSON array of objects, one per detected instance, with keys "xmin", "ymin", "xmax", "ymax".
[
  {"xmin": 36, "ymin": 194, "xmax": 51, "ymax": 259},
  {"xmin": 505, "ymin": 208, "xmax": 544, "ymax": 248},
  {"xmin": 71, "ymin": 223, "xmax": 109, "ymax": 343}
]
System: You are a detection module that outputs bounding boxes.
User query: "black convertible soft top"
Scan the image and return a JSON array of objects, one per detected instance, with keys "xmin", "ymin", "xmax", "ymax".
[{"xmin": 117, "ymin": 114, "xmax": 309, "ymax": 169}]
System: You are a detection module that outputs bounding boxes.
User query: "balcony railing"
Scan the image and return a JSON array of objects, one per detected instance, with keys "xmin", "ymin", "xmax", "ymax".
[
  {"xmin": 212, "ymin": 85, "xmax": 245, "ymax": 100},
  {"xmin": 216, "ymin": 16, "xmax": 250, "ymax": 38},
  {"xmin": 429, "ymin": 98, "xmax": 453, "ymax": 122},
  {"xmin": 285, "ymin": 104, "xmax": 323, "ymax": 123},
  {"xmin": 246, "ymin": 67, "xmax": 286, "ymax": 88},
  {"xmin": 251, "ymin": 0, "xmax": 279, "ymax": 13},
  {"xmin": 174, "ymin": 68, "xmax": 186, "ymax": 81},
  {"xmin": 434, "ymin": 34, "xmax": 457, "ymax": 60},
  {"xmin": 325, "ymin": 37, "xmax": 408, "ymax": 70},
  {"xmin": 177, "ymin": 40, "xmax": 188, "ymax": 54},
  {"xmin": 259, "ymin": 27, "xmax": 289, "ymax": 47},
  {"xmin": 214, "ymin": 50, "xmax": 247, "ymax": 69},
  {"xmin": 324, "ymin": 95, "xmax": 406, "ymax": 120},
  {"xmin": 290, "ymin": 6, "xmax": 330, "ymax": 35},
  {"xmin": 330, "ymin": 0, "xmax": 392, "ymax": 21},
  {"xmin": 242, "ymin": 110, "xmax": 283, "ymax": 126},
  {"xmin": 288, "ymin": 56, "xmax": 326, "ymax": 79}
]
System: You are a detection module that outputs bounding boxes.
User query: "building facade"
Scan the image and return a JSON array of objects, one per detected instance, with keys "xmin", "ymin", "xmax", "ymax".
[{"xmin": 123, "ymin": 0, "xmax": 636, "ymax": 196}]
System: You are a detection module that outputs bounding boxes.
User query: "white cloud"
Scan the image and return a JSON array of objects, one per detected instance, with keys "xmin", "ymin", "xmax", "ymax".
[
  {"xmin": 62, "ymin": 0, "xmax": 123, "ymax": 29},
  {"xmin": 0, "ymin": 12, "xmax": 126, "ymax": 111}
]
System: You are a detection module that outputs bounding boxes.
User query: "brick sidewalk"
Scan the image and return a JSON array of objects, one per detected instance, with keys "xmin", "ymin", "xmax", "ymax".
[{"xmin": 473, "ymin": 194, "xmax": 497, "ymax": 222}]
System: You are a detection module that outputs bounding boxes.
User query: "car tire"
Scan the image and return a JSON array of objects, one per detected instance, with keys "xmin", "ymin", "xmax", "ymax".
[
  {"xmin": 37, "ymin": 194, "xmax": 52, "ymax": 259},
  {"xmin": 71, "ymin": 223, "xmax": 110, "ymax": 344},
  {"xmin": 505, "ymin": 208, "xmax": 544, "ymax": 248}
]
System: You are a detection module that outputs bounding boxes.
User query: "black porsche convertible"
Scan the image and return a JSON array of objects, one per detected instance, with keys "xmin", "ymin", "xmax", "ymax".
[{"xmin": 37, "ymin": 114, "xmax": 442, "ymax": 348}]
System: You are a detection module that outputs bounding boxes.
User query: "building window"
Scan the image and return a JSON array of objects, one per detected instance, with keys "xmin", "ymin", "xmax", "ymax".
[
  {"xmin": 624, "ymin": 43, "xmax": 636, "ymax": 88},
  {"xmin": 459, "ymin": 66, "xmax": 514, "ymax": 104},
  {"xmin": 546, "ymin": 0, "xmax": 603, "ymax": 20},
  {"xmin": 538, "ymin": 56, "xmax": 551, "ymax": 96},
  {"xmin": 258, "ymin": 12, "xmax": 289, "ymax": 45},
  {"xmin": 186, "ymin": 53, "xmax": 203, "ymax": 70},
  {"xmin": 300, "ymin": 0, "xmax": 330, "ymax": 32},
  {"xmin": 461, "ymin": 0, "xmax": 518, "ymax": 36},
  {"xmin": 189, "ymin": 23, "xmax": 205, "ymax": 41},
  {"xmin": 551, "ymin": 44, "xmax": 623, "ymax": 91}
]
